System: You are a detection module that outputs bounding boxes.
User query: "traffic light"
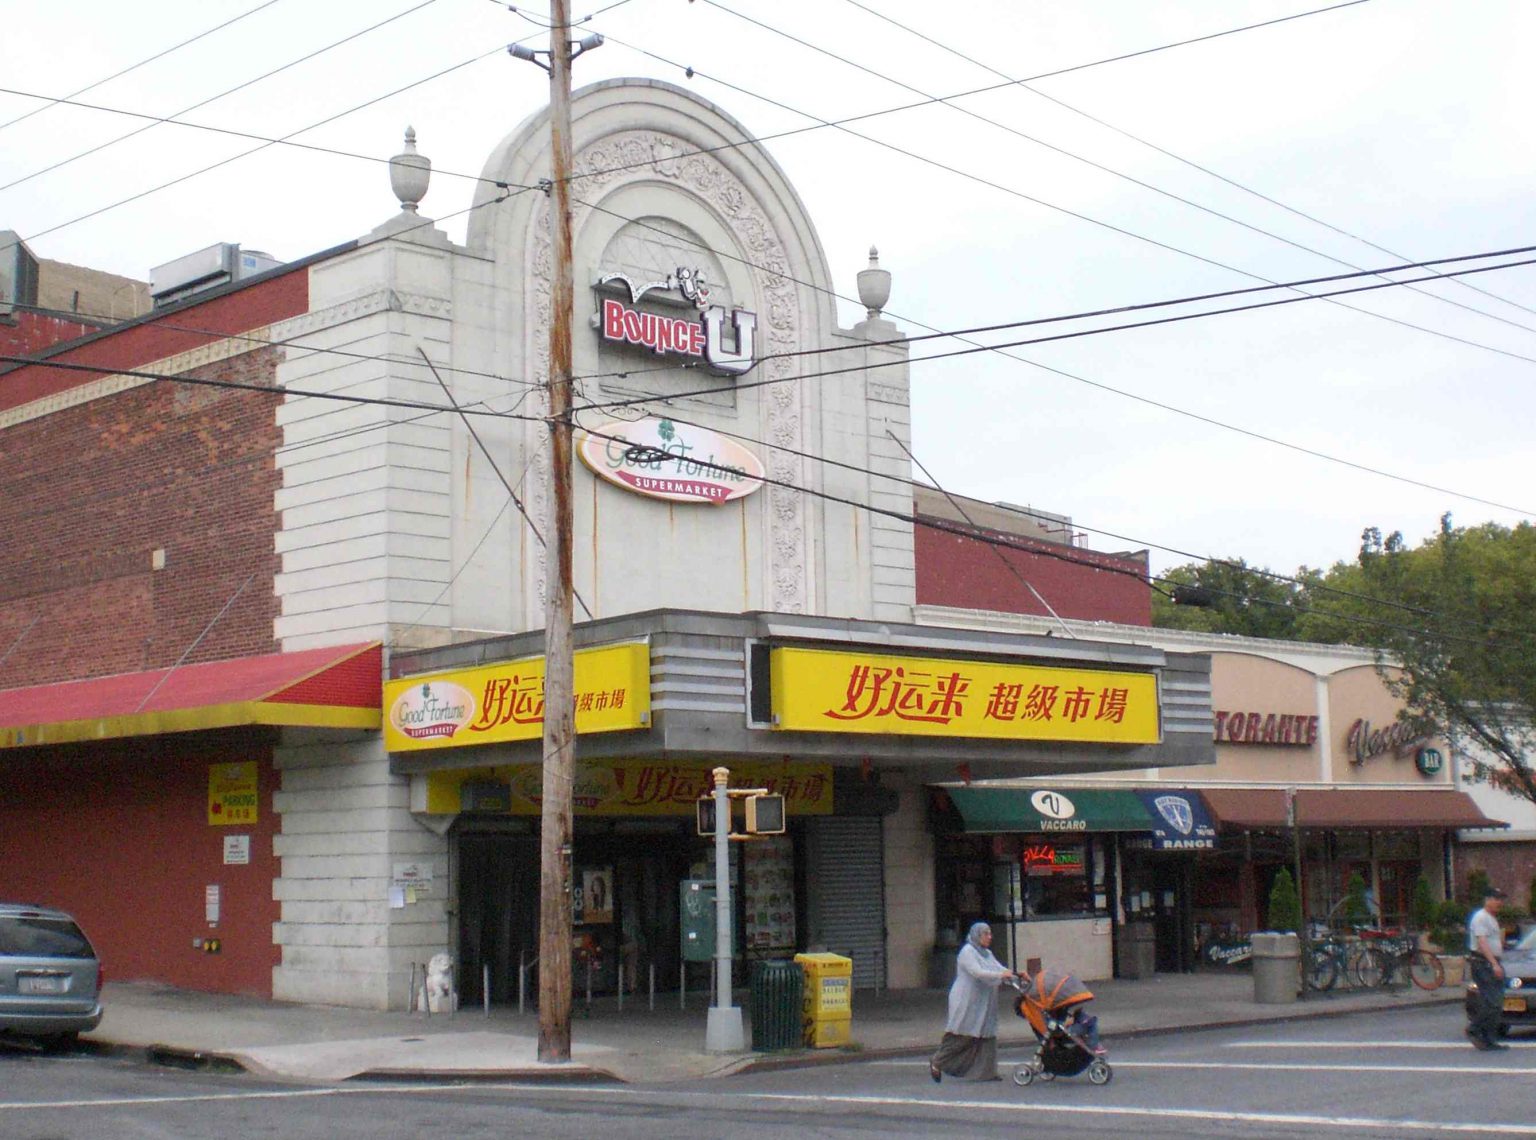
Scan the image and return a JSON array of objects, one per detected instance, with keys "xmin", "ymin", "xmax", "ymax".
[
  {"xmin": 745, "ymin": 793, "xmax": 785, "ymax": 835},
  {"xmin": 696, "ymin": 796, "xmax": 717, "ymax": 837}
]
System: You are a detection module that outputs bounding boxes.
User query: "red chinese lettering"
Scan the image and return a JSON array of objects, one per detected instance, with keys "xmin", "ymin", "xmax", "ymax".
[
  {"xmin": 1061, "ymin": 686, "xmax": 1093, "ymax": 723},
  {"xmin": 984, "ymin": 682, "xmax": 1023, "ymax": 720},
  {"xmin": 1094, "ymin": 687, "xmax": 1129, "ymax": 724},
  {"xmin": 1022, "ymin": 685, "xmax": 1059, "ymax": 721}
]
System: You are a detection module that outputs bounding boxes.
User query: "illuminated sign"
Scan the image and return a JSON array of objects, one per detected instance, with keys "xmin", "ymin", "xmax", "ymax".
[
  {"xmin": 1022, "ymin": 843, "xmax": 1084, "ymax": 876},
  {"xmin": 1213, "ymin": 710, "xmax": 1317, "ymax": 746},
  {"xmin": 769, "ymin": 647, "xmax": 1160, "ymax": 744},
  {"xmin": 419, "ymin": 759, "xmax": 833, "ymax": 816},
  {"xmin": 596, "ymin": 267, "xmax": 756, "ymax": 375},
  {"xmin": 383, "ymin": 642, "xmax": 651, "ymax": 752},
  {"xmin": 577, "ymin": 416, "xmax": 765, "ymax": 504}
]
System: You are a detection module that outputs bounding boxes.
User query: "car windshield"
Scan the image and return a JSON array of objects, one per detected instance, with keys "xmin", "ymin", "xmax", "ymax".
[
  {"xmin": 0, "ymin": 916, "xmax": 95, "ymax": 958},
  {"xmin": 1518, "ymin": 927, "xmax": 1536, "ymax": 953}
]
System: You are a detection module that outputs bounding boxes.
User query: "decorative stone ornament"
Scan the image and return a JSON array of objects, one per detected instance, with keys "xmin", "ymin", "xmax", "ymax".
[
  {"xmin": 389, "ymin": 127, "xmax": 431, "ymax": 213},
  {"xmin": 856, "ymin": 246, "xmax": 891, "ymax": 319}
]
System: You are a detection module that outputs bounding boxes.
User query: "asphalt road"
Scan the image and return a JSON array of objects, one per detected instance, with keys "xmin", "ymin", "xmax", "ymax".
[{"xmin": 2, "ymin": 1005, "xmax": 1533, "ymax": 1139}]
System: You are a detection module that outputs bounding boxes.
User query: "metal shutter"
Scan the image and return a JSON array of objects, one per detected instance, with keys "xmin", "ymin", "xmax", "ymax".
[{"xmin": 806, "ymin": 816, "xmax": 886, "ymax": 989}]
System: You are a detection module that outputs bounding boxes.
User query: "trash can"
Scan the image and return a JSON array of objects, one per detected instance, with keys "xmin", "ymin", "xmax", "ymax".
[
  {"xmin": 795, "ymin": 952, "xmax": 852, "ymax": 1048},
  {"xmin": 1251, "ymin": 931, "xmax": 1300, "ymax": 1004},
  {"xmin": 749, "ymin": 959, "xmax": 804, "ymax": 1052},
  {"xmin": 1119, "ymin": 921, "xmax": 1156, "ymax": 980}
]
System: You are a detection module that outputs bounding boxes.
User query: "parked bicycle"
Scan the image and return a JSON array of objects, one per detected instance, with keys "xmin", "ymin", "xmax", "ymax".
[
  {"xmin": 1303, "ymin": 930, "xmax": 1389, "ymax": 991},
  {"xmin": 1359, "ymin": 928, "xmax": 1445, "ymax": 991}
]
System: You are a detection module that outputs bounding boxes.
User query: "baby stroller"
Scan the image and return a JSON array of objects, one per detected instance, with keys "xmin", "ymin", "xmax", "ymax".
[{"xmin": 1009, "ymin": 967, "xmax": 1112, "ymax": 1087}]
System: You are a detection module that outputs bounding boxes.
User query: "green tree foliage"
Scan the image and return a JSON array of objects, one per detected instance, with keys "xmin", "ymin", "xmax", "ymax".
[
  {"xmin": 1267, "ymin": 867, "xmax": 1302, "ymax": 934},
  {"xmin": 1468, "ymin": 867, "xmax": 1493, "ymax": 908},
  {"xmin": 1155, "ymin": 517, "xmax": 1536, "ymax": 805},
  {"xmin": 1409, "ymin": 877, "xmax": 1436, "ymax": 932},
  {"xmin": 1341, "ymin": 871, "xmax": 1372, "ymax": 928}
]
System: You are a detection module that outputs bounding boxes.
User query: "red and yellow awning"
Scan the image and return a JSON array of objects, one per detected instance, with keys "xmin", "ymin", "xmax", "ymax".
[{"xmin": 0, "ymin": 643, "xmax": 381, "ymax": 749}]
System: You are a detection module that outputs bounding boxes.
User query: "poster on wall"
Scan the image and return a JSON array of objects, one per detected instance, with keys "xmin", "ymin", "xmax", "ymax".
[
  {"xmin": 576, "ymin": 867, "xmax": 614, "ymax": 924},
  {"xmin": 744, "ymin": 836, "xmax": 795, "ymax": 954},
  {"xmin": 207, "ymin": 762, "xmax": 258, "ymax": 826}
]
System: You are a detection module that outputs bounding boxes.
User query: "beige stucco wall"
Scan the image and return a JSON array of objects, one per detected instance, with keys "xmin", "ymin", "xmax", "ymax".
[{"xmin": 1327, "ymin": 664, "xmax": 1449, "ymax": 785}]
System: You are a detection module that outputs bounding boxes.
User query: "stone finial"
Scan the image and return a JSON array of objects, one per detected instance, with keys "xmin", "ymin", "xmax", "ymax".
[
  {"xmin": 856, "ymin": 245, "xmax": 891, "ymax": 320},
  {"xmin": 389, "ymin": 126, "xmax": 431, "ymax": 213}
]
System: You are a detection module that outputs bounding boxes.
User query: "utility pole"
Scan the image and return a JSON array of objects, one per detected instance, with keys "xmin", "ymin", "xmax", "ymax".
[
  {"xmin": 706, "ymin": 766, "xmax": 745, "ymax": 1052},
  {"xmin": 510, "ymin": 2, "xmax": 602, "ymax": 1065}
]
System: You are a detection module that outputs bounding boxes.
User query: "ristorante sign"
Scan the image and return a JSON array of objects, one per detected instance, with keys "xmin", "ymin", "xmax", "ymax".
[
  {"xmin": 596, "ymin": 267, "xmax": 756, "ymax": 376},
  {"xmin": 578, "ymin": 416, "xmax": 765, "ymax": 505},
  {"xmin": 769, "ymin": 647, "xmax": 1161, "ymax": 744},
  {"xmin": 383, "ymin": 642, "xmax": 651, "ymax": 752}
]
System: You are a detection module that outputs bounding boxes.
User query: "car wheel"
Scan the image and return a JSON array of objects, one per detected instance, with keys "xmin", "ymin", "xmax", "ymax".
[{"xmin": 1496, "ymin": 1023, "xmax": 1510, "ymax": 1039}]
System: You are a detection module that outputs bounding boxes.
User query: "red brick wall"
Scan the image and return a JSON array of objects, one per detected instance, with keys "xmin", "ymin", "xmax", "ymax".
[
  {"xmin": 0, "ymin": 346, "xmax": 282, "ymax": 687},
  {"xmin": 0, "ymin": 729, "xmax": 280, "ymax": 996},
  {"xmin": 915, "ymin": 518, "xmax": 1153, "ymax": 626},
  {"xmin": 0, "ymin": 311, "xmax": 100, "ymax": 358}
]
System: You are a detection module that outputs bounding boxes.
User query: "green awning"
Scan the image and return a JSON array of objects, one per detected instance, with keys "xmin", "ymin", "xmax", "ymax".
[{"xmin": 944, "ymin": 786, "xmax": 1155, "ymax": 834}]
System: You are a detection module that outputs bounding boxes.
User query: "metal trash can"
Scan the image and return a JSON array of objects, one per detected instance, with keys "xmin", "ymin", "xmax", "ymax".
[
  {"xmin": 749, "ymin": 959, "xmax": 804, "ymax": 1052},
  {"xmin": 1251, "ymin": 932, "xmax": 1300, "ymax": 1004}
]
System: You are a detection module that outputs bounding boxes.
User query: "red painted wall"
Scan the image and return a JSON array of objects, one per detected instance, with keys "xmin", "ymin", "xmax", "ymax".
[
  {"xmin": 0, "ymin": 729, "xmax": 281, "ymax": 996},
  {"xmin": 915, "ymin": 517, "xmax": 1153, "ymax": 626},
  {"xmin": 0, "ymin": 311, "xmax": 101, "ymax": 358}
]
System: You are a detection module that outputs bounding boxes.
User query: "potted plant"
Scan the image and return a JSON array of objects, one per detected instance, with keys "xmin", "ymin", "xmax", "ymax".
[
  {"xmin": 1268, "ymin": 868, "xmax": 1302, "ymax": 935},
  {"xmin": 1410, "ymin": 878, "xmax": 1437, "ymax": 949},
  {"xmin": 1432, "ymin": 897, "xmax": 1468, "ymax": 986}
]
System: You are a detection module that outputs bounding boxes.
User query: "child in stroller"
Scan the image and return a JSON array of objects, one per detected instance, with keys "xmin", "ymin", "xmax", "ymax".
[{"xmin": 1009, "ymin": 965, "xmax": 1112, "ymax": 1087}]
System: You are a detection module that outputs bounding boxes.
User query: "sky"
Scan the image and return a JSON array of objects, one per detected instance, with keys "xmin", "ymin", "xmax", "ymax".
[{"xmin": 2, "ymin": 0, "xmax": 1532, "ymax": 577}]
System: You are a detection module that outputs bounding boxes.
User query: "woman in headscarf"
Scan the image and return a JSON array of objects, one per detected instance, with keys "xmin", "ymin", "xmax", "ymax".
[{"xmin": 929, "ymin": 921, "xmax": 1014, "ymax": 1082}]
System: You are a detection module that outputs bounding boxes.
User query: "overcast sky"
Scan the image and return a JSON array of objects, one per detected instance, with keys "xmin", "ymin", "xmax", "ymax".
[{"xmin": 3, "ymin": 0, "xmax": 1531, "ymax": 578}]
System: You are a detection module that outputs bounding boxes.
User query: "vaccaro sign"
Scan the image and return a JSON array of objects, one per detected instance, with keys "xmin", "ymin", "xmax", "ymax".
[
  {"xmin": 595, "ymin": 266, "xmax": 756, "ymax": 376},
  {"xmin": 578, "ymin": 416, "xmax": 765, "ymax": 505}
]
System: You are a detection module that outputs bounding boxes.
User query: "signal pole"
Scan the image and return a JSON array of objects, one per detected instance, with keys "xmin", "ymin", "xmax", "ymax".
[{"xmin": 510, "ymin": 1, "xmax": 602, "ymax": 1065}]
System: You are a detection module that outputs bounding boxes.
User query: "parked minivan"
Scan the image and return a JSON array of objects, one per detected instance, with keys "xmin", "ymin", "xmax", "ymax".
[{"xmin": 0, "ymin": 903, "xmax": 103, "ymax": 1049}]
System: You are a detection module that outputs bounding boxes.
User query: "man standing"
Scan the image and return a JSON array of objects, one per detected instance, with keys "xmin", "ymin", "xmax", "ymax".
[{"xmin": 1467, "ymin": 886, "xmax": 1509, "ymax": 1051}]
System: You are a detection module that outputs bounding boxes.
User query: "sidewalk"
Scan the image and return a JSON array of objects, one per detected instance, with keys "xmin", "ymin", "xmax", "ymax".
[{"xmin": 83, "ymin": 971, "xmax": 1461, "ymax": 1085}]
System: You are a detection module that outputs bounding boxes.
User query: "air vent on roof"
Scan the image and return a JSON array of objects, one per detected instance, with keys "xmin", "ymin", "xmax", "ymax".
[{"xmin": 149, "ymin": 243, "xmax": 282, "ymax": 307}]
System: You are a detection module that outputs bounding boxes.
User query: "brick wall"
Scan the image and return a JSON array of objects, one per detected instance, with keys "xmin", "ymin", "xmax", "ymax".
[
  {"xmin": 914, "ymin": 517, "xmax": 1153, "ymax": 626},
  {"xmin": 0, "ymin": 311, "xmax": 102, "ymax": 358},
  {"xmin": 0, "ymin": 347, "xmax": 282, "ymax": 686}
]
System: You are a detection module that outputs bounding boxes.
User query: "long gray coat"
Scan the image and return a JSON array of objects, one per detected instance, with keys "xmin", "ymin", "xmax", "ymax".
[{"xmin": 944, "ymin": 942, "xmax": 1011, "ymax": 1037}]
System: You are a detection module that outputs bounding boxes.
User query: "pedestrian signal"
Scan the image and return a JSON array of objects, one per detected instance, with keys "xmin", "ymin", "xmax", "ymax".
[
  {"xmin": 745, "ymin": 793, "xmax": 786, "ymax": 835},
  {"xmin": 696, "ymin": 796, "xmax": 717, "ymax": 837}
]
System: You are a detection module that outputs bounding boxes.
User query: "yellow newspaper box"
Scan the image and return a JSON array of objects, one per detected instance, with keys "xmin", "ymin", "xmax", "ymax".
[{"xmin": 795, "ymin": 952, "xmax": 852, "ymax": 1048}]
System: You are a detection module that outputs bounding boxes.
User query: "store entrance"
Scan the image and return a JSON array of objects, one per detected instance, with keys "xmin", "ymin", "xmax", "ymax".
[{"xmin": 457, "ymin": 832, "xmax": 539, "ymax": 1007}]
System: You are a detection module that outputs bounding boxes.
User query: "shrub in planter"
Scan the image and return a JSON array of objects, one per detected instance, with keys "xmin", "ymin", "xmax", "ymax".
[
  {"xmin": 1341, "ymin": 871, "xmax": 1372, "ymax": 929},
  {"xmin": 1268, "ymin": 868, "xmax": 1302, "ymax": 935},
  {"xmin": 1410, "ymin": 878, "xmax": 1437, "ymax": 934},
  {"xmin": 1431, "ymin": 898, "xmax": 1468, "ymax": 955}
]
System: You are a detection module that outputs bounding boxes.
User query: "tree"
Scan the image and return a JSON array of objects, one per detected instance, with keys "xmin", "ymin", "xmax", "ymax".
[
  {"xmin": 1268, "ymin": 868, "xmax": 1302, "ymax": 934},
  {"xmin": 1151, "ymin": 559, "xmax": 1310, "ymax": 640},
  {"xmin": 1341, "ymin": 871, "xmax": 1371, "ymax": 928},
  {"xmin": 1410, "ymin": 877, "xmax": 1436, "ymax": 933},
  {"xmin": 1347, "ymin": 517, "xmax": 1536, "ymax": 807}
]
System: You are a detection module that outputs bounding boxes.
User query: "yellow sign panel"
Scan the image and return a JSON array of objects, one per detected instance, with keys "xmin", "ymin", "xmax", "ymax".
[
  {"xmin": 422, "ymin": 759, "xmax": 834, "ymax": 816},
  {"xmin": 208, "ymin": 761, "xmax": 258, "ymax": 826},
  {"xmin": 770, "ymin": 647, "xmax": 1160, "ymax": 744},
  {"xmin": 383, "ymin": 642, "xmax": 651, "ymax": 753}
]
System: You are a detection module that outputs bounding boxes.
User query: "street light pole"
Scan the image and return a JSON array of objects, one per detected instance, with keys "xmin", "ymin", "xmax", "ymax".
[
  {"xmin": 510, "ymin": 1, "xmax": 601, "ymax": 1065},
  {"xmin": 706, "ymin": 766, "xmax": 745, "ymax": 1051}
]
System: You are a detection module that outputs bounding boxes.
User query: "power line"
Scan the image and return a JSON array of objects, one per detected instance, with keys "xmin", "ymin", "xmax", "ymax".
[
  {"xmin": 602, "ymin": 31, "xmax": 1536, "ymax": 372},
  {"xmin": 1, "ymin": 0, "xmax": 442, "ymax": 194},
  {"xmin": 722, "ymin": 0, "xmax": 1536, "ymax": 340},
  {"xmin": 1, "ymin": 41, "xmax": 518, "ymax": 255},
  {"xmin": 569, "ymin": 241, "xmax": 1536, "ymax": 386},
  {"xmin": 836, "ymin": 0, "xmax": 1536, "ymax": 328},
  {"xmin": 571, "ymin": 420, "xmax": 1527, "ymax": 650},
  {"xmin": 573, "ymin": 253, "xmax": 1536, "ymax": 516},
  {"xmin": 0, "ymin": 0, "xmax": 284, "ymax": 134}
]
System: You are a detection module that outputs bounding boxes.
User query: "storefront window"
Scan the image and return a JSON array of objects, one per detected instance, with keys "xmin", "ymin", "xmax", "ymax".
[{"xmin": 1021, "ymin": 838, "xmax": 1096, "ymax": 918}]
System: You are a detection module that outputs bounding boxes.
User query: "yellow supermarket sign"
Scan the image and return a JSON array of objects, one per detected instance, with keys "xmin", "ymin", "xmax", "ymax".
[
  {"xmin": 769, "ymin": 647, "xmax": 1160, "ymax": 744},
  {"xmin": 419, "ymin": 758, "xmax": 833, "ymax": 816},
  {"xmin": 384, "ymin": 642, "xmax": 650, "ymax": 752}
]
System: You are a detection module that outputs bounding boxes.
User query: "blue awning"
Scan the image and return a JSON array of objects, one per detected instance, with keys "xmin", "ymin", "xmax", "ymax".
[{"xmin": 1134, "ymin": 789, "xmax": 1217, "ymax": 850}]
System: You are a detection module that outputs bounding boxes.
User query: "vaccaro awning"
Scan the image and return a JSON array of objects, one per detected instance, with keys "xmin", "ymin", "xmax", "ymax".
[
  {"xmin": 943, "ymin": 786, "xmax": 1155, "ymax": 833},
  {"xmin": 0, "ymin": 643, "xmax": 382, "ymax": 749}
]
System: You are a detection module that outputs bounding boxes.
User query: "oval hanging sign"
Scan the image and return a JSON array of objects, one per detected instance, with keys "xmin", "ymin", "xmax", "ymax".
[{"xmin": 578, "ymin": 417, "xmax": 765, "ymax": 505}]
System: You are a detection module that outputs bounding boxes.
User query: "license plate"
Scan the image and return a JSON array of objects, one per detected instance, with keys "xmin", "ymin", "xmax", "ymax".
[
  {"xmin": 19, "ymin": 975, "xmax": 65, "ymax": 995},
  {"xmin": 1504, "ymin": 997, "xmax": 1525, "ymax": 1013}
]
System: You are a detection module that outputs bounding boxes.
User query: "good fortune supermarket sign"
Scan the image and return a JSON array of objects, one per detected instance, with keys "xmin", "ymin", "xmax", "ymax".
[{"xmin": 578, "ymin": 416, "xmax": 765, "ymax": 505}]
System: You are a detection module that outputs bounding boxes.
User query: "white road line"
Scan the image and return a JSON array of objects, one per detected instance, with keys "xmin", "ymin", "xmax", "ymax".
[
  {"xmin": 1113, "ymin": 1061, "xmax": 1534, "ymax": 1075},
  {"xmin": 0, "ymin": 1089, "xmax": 343, "ymax": 1111},
  {"xmin": 1228, "ymin": 1041, "xmax": 1530, "ymax": 1050},
  {"xmin": 487, "ymin": 1085, "xmax": 1536, "ymax": 1136}
]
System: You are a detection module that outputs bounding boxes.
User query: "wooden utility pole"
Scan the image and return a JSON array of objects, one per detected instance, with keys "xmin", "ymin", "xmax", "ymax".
[{"xmin": 537, "ymin": 0, "xmax": 577, "ymax": 1064}]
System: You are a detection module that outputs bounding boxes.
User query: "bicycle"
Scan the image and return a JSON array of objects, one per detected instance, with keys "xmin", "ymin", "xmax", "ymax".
[
  {"xmin": 1360, "ymin": 928, "xmax": 1445, "ymax": 991},
  {"xmin": 1303, "ymin": 930, "xmax": 1389, "ymax": 991}
]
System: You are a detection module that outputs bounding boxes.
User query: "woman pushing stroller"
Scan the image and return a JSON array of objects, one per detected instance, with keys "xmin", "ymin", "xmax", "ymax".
[{"xmin": 929, "ymin": 921, "xmax": 1015, "ymax": 1082}]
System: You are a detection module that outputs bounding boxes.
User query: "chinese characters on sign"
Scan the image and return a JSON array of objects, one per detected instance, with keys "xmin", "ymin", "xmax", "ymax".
[
  {"xmin": 383, "ymin": 642, "xmax": 651, "ymax": 752},
  {"xmin": 769, "ymin": 648, "xmax": 1160, "ymax": 744}
]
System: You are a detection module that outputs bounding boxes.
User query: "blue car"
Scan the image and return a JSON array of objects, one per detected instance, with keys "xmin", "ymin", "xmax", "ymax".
[
  {"xmin": 1466, "ymin": 926, "xmax": 1536, "ymax": 1037},
  {"xmin": 0, "ymin": 903, "xmax": 103, "ymax": 1050}
]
